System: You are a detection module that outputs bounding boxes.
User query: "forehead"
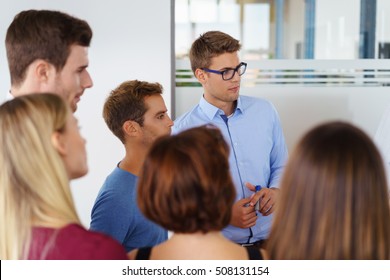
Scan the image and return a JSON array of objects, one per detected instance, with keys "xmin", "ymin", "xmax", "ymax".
[
  {"xmin": 144, "ymin": 94, "xmax": 166, "ymax": 113},
  {"xmin": 209, "ymin": 52, "xmax": 240, "ymax": 68},
  {"xmin": 64, "ymin": 45, "xmax": 89, "ymax": 67}
]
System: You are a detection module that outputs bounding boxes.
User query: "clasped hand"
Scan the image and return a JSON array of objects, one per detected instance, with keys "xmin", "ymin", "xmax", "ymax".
[{"xmin": 230, "ymin": 183, "xmax": 279, "ymax": 229}]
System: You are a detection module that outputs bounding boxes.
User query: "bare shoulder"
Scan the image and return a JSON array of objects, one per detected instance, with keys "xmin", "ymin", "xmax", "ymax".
[{"xmin": 224, "ymin": 241, "xmax": 252, "ymax": 259}]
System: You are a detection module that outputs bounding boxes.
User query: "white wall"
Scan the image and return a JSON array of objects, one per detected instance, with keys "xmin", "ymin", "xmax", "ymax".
[{"xmin": 0, "ymin": 0, "xmax": 172, "ymax": 227}]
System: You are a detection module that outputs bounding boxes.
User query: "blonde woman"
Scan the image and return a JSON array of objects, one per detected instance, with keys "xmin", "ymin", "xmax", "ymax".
[
  {"xmin": 267, "ymin": 121, "xmax": 390, "ymax": 259},
  {"xmin": 0, "ymin": 93, "xmax": 127, "ymax": 259}
]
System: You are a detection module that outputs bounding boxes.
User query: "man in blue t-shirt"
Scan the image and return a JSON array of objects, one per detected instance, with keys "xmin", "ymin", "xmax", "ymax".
[
  {"xmin": 173, "ymin": 31, "xmax": 288, "ymax": 248},
  {"xmin": 90, "ymin": 80, "xmax": 173, "ymax": 252}
]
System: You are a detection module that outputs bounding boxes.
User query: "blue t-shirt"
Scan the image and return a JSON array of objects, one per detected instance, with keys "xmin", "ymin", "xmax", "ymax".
[
  {"xmin": 173, "ymin": 95, "xmax": 288, "ymax": 243},
  {"xmin": 90, "ymin": 166, "xmax": 167, "ymax": 252}
]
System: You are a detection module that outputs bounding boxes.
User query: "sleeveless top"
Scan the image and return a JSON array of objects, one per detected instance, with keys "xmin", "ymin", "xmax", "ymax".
[{"xmin": 135, "ymin": 246, "xmax": 263, "ymax": 260}]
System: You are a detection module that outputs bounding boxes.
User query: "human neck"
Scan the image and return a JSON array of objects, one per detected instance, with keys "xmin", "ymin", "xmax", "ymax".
[
  {"xmin": 11, "ymin": 78, "xmax": 45, "ymax": 97},
  {"xmin": 221, "ymin": 103, "xmax": 236, "ymax": 116},
  {"xmin": 10, "ymin": 84, "xmax": 30, "ymax": 97},
  {"xmin": 118, "ymin": 143, "xmax": 149, "ymax": 176},
  {"xmin": 204, "ymin": 95, "xmax": 236, "ymax": 116}
]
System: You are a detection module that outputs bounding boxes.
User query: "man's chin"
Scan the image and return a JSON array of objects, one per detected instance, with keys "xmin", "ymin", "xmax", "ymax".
[
  {"xmin": 70, "ymin": 102, "xmax": 77, "ymax": 112},
  {"xmin": 71, "ymin": 96, "xmax": 81, "ymax": 112}
]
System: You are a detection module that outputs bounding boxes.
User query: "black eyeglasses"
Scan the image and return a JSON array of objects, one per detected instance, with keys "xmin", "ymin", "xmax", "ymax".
[{"xmin": 201, "ymin": 62, "xmax": 247, "ymax": 81}]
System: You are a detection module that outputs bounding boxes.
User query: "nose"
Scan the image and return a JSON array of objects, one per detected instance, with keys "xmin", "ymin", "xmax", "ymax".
[
  {"xmin": 82, "ymin": 70, "xmax": 93, "ymax": 89},
  {"xmin": 167, "ymin": 115, "xmax": 174, "ymax": 127},
  {"xmin": 231, "ymin": 70, "xmax": 241, "ymax": 82}
]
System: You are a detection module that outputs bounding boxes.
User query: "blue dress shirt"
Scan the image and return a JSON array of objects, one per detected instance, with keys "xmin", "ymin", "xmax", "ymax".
[{"xmin": 173, "ymin": 95, "xmax": 288, "ymax": 243}]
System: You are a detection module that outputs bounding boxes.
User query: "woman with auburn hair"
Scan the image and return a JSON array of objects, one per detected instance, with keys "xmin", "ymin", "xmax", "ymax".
[
  {"xmin": 0, "ymin": 93, "xmax": 127, "ymax": 259},
  {"xmin": 267, "ymin": 121, "xmax": 390, "ymax": 259},
  {"xmin": 128, "ymin": 126, "xmax": 263, "ymax": 260}
]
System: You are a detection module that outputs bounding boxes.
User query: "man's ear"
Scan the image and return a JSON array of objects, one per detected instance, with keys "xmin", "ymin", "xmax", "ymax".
[
  {"xmin": 123, "ymin": 120, "xmax": 140, "ymax": 137},
  {"xmin": 34, "ymin": 59, "xmax": 55, "ymax": 84},
  {"xmin": 195, "ymin": 68, "xmax": 207, "ymax": 85},
  {"xmin": 51, "ymin": 131, "xmax": 67, "ymax": 156}
]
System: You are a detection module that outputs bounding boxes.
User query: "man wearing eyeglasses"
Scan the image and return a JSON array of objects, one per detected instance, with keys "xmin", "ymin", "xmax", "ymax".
[{"xmin": 173, "ymin": 31, "xmax": 288, "ymax": 250}]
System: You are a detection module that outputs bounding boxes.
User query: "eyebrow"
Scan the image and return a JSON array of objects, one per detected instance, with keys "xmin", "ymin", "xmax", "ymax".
[
  {"xmin": 220, "ymin": 64, "xmax": 241, "ymax": 71},
  {"xmin": 154, "ymin": 110, "xmax": 168, "ymax": 116},
  {"xmin": 77, "ymin": 64, "xmax": 89, "ymax": 71}
]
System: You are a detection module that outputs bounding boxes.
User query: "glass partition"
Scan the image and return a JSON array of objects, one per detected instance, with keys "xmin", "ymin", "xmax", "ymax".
[{"xmin": 175, "ymin": 0, "xmax": 390, "ymax": 60}]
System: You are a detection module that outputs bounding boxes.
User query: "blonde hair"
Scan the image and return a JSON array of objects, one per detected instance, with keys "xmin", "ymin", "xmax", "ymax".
[
  {"xmin": 0, "ymin": 93, "xmax": 80, "ymax": 259},
  {"xmin": 267, "ymin": 121, "xmax": 390, "ymax": 259}
]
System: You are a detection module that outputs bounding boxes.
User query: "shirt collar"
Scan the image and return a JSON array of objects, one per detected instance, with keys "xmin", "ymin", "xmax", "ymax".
[{"xmin": 199, "ymin": 95, "xmax": 244, "ymax": 120}]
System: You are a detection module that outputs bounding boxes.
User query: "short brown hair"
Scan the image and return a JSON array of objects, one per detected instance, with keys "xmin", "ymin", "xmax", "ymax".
[
  {"xmin": 267, "ymin": 121, "xmax": 390, "ymax": 259},
  {"xmin": 6, "ymin": 10, "xmax": 92, "ymax": 86},
  {"xmin": 103, "ymin": 80, "xmax": 163, "ymax": 144},
  {"xmin": 137, "ymin": 125, "xmax": 236, "ymax": 233},
  {"xmin": 189, "ymin": 31, "xmax": 241, "ymax": 73}
]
